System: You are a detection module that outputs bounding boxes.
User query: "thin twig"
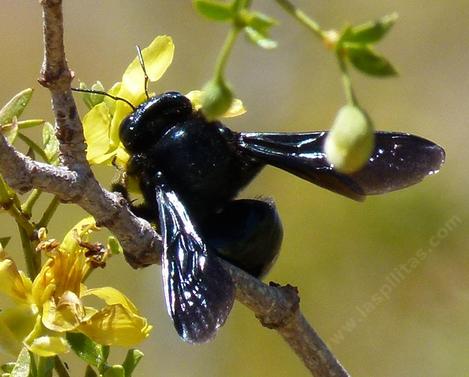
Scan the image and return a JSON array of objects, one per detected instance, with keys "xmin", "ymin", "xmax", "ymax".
[
  {"xmin": 0, "ymin": 1, "xmax": 352, "ymax": 376},
  {"xmin": 37, "ymin": 195, "xmax": 60, "ymax": 228},
  {"xmin": 17, "ymin": 224, "xmax": 40, "ymax": 279},
  {"xmin": 223, "ymin": 261, "xmax": 350, "ymax": 377},
  {"xmin": 21, "ymin": 188, "xmax": 42, "ymax": 218}
]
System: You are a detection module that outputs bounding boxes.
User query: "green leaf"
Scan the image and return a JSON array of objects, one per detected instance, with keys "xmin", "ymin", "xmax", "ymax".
[
  {"xmin": 0, "ymin": 89, "xmax": 33, "ymax": 125},
  {"xmin": 1, "ymin": 121, "xmax": 18, "ymax": 144},
  {"xmin": 193, "ymin": 0, "xmax": 233, "ymax": 21},
  {"xmin": 0, "ymin": 237, "xmax": 11, "ymax": 247},
  {"xmin": 1, "ymin": 363, "xmax": 15, "ymax": 373},
  {"xmin": 232, "ymin": 0, "xmax": 250, "ymax": 13},
  {"xmin": 42, "ymin": 122, "xmax": 60, "ymax": 165},
  {"xmin": 17, "ymin": 119, "xmax": 45, "ymax": 129},
  {"xmin": 122, "ymin": 349, "xmax": 144, "ymax": 377},
  {"xmin": 240, "ymin": 10, "xmax": 276, "ymax": 33},
  {"xmin": 342, "ymin": 13, "xmax": 398, "ymax": 44},
  {"xmin": 346, "ymin": 46, "xmax": 397, "ymax": 77},
  {"xmin": 238, "ymin": 9, "xmax": 277, "ymax": 49},
  {"xmin": 84, "ymin": 366, "xmax": 99, "ymax": 377},
  {"xmin": 107, "ymin": 236, "xmax": 123, "ymax": 255},
  {"xmin": 103, "ymin": 366, "xmax": 125, "ymax": 377},
  {"xmin": 17, "ymin": 133, "xmax": 49, "ymax": 162},
  {"xmin": 102, "ymin": 346, "xmax": 110, "ymax": 364},
  {"xmin": 11, "ymin": 348, "xmax": 30, "ymax": 377},
  {"xmin": 244, "ymin": 27, "xmax": 277, "ymax": 49},
  {"xmin": 26, "ymin": 146, "xmax": 36, "ymax": 160},
  {"xmin": 80, "ymin": 82, "xmax": 94, "ymax": 110},
  {"xmin": 80, "ymin": 82, "xmax": 106, "ymax": 110},
  {"xmin": 66, "ymin": 333, "xmax": 106, "ymax": 368}
]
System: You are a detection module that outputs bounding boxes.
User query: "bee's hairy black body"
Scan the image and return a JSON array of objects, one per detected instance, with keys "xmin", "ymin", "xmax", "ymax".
[
  {"xmin": 117, "ymin": 90, "xmax": 445, "ymax": 343},
  {"xmin": 122, "ymin": 93, "xmax": 262, "ymax": 215}
]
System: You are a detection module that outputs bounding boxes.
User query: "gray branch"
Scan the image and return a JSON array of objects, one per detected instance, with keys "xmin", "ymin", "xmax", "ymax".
[{"xmin": 0, "ymin": 1, "xmax": 353, "ymax": 376}]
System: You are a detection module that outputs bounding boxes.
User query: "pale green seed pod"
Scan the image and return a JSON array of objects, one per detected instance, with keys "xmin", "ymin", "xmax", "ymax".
[
  {"xmin": 325, "ymin": 105, "xmax": 375, "ymax": 174},
  {"xmin": 201, "ymin": 79, "xmax": 234, "ymax": 120}
]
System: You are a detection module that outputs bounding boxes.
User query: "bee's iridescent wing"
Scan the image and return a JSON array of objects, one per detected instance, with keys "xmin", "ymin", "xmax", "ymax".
[
  {"xmin": 155, "ymin": 173, "xmax": 235, "ymax": 343},
  {"xmin": 239, "ymin": 131, "xmax": 445, "ymax": 201}
]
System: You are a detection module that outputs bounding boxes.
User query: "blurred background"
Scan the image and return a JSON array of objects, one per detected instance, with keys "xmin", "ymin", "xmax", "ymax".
[{"xmin": 0, "ymin": 1, "xmax": 468, "ymax": 376}]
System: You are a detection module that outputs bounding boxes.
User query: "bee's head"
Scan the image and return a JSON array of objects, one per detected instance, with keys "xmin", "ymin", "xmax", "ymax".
[{"xmin": 119, "ymin": 91, "xmax": 193, "ymax": 153}]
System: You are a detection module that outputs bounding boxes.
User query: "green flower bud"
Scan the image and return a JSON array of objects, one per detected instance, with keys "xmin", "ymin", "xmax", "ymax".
[
  {"xmin": 107, "ymin": 236, "xmax": 123, "ymax": 255},
  {"xmin": 80, "ymin": 81, "xmax": 106, "ymax": 109},
  {"xmin": 201, "ymin": 79, "xmax": 234, "ymax": 120},
  {"xmin": 325, "ymin": 105, "xmax": 375, "ymax": 174}
]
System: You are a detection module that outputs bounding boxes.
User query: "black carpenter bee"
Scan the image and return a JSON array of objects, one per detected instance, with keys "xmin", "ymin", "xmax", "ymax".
[{"xmin": 114, "ymin": 90, "xmax": 445, "ymax": 343}]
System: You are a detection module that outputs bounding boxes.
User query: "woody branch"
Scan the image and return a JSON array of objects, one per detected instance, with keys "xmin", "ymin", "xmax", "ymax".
[{"xmin": 0, "ymin": 1, "xmax": 351, "ymax": 376}]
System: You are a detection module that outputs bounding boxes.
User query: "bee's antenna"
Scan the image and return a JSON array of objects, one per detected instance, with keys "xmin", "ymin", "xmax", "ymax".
[
  {"xmin": 136, "ymin": 45, "xmax": 150, "ymax": 100},
  {"xmin": 71, "ymin": 87, "xmax": 136, "ymax": 111}
]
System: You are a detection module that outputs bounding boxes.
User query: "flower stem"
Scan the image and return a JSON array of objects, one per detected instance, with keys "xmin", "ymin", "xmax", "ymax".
[
  {"xmin": 18, "ymin": 224, "xmax": 40, "ymax": 278},
  {"xmin": 10, "ymin": 204, "xmax": 35, "ymax": 236},
  {"xmin": 213, "ymin": 26, "xmax": 241, "ymax": 82},
  {"xmin": 54, "ymin": 356, "xmax": 71, "ymax": 377},
  {"xmin": 37, "ymin": 196, "xmax": 60, "ymax": 228},
  {"xmin": 21, "ymin": 189, "xmax": 42, "ymax": 219},
  {"xmin": 337, "ymin": 54, "xmax": 358, "ymax": 106},
  {"xmin": 0, "ymin": 175, "xmax": 35, "ymax": 236},
  {"xmin": 275, "ymin": 0, "xmax": 326, "ymax": 40},
  {"xmin": 37, "ymin": 356, "xmax": 54, "ymax": 377}
]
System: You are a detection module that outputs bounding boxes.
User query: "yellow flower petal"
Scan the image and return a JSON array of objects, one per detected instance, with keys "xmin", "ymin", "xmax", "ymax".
[
  {"xmin": 0, "ymin": 304, "xmax": 37, "ymax": 356},
  {"xmin": 109, "ymin": 101, "xmax": 140, "ymax": 150},
  {"xmin": 18, "ymin": 271, "xmax": 33, "ymax": 298},
  {"xmin": 87, "ymin": 151, "xmax": 116, "ymax": 166},
  {"xmin": 121, "ymin": 35, "xmax": 175, "ymax": 103},
  {"xmin": 0, "ymin": 256, "xmax": 31, "ymax": 303},
  {"xmin": 24, "ymin": 315, "xmax": 70, "ymax": 356},
  {"xmin": 186, "ymin": 90, "xmax": 246, "ymax": 118},
  {"xmin": 115, "ymin": 145, "xmax": 130, "ymax": 167},
  {"xmin": 104, "ymin": 82, "xmax": 122, "ymax": 114},
  {"xmin": 28, "ymin": 335, "xmax": 70, "ymax": 357},
  {"xmin": 82, "ymin": 306, "xmax": 99, "ymax": 322},
  {"xmin": 83, "ymin": 103, "xmax": 112, "ymax": 164},
  {"xmin": 31, "ymin": 262, "xmax": 55, "ymax": 307},
  {"xmin": 83, "ymin": 286, "xmax": 137, "ymax": 313},
  {"xmin": 109, "ymin": 36, "xmax": 175, "ymax": 149},
  {"xmin": 185, "ymin": 90, "xmax": 203, "ymax": 109},
  {"xmin": 79, "ymin": 304, "xmax": 152, "ymax": 347},
  {"xmin": 61, "ymin": 216, "xmax": 98, "ymax": 253},
  {"xmin": 42, "ymin": 291, "xmax": 84, "ymax": 332},
  {"xmin": 221, "ymin": 98, "xmax": 246, "ymax": 118},
  {"xmin": 31, "ymin": 248, "xmax": 87, "ymax": 307}
]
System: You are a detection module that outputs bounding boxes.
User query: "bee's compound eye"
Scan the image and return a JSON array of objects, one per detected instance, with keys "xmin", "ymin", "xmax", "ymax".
[
  {"xmin": 120, "ymin": 114, "xmax": 152, "ymax": 153},
  {"xmin": 120, "ymin": 92, "xmax": 194, "ymax": 153}
]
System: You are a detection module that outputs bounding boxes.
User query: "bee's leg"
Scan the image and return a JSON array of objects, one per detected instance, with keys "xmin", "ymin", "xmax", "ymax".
[
  {"xmin": 111, "ymin": 176, "xmax": 158, "ymax": 224},
  {"xmin": 201, "ymin": 198, "xmax": 283, "ymax": 278}
]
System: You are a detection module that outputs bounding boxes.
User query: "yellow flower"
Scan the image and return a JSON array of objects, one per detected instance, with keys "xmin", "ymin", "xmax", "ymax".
[
  {"xmin": 83, "ymin": 35, "xmax": 246, "ymax": 166},
  {"xmin": 0, "ymin": 217, "xmax": 152, "ymax": 357}
]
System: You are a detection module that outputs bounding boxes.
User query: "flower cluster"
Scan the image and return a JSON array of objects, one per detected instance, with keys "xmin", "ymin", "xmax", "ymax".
[
  {"xmin": 82, "ymin": 35, "xmax": 245, "ymax": 167},
  {"xmin": 0, "ymin": 217, "xmax": 151, "ymax": 357}
]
